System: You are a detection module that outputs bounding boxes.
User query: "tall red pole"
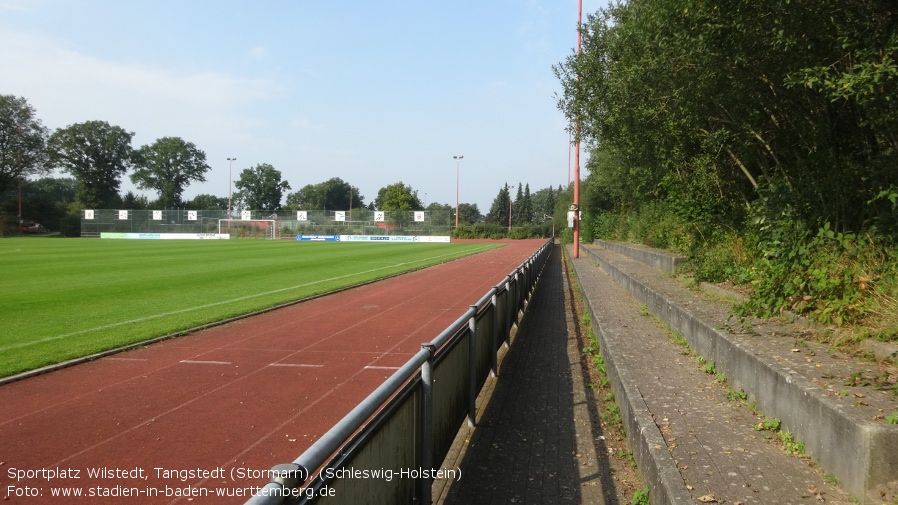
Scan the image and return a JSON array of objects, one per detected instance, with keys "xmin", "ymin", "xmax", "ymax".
[{"xmin": 573, "ymin": 0, "xmax": 582, "ymax": 258}]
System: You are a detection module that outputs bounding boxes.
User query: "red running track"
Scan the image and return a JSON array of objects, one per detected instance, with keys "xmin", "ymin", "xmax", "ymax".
[{"xmin": 0, "ymin": 239, "xmax": 545, "ymax": 504}]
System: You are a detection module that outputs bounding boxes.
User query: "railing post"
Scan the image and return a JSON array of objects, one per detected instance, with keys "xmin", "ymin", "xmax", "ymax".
[
  {"xmin": 504, "ymin": 276, "xmax": 513, "ymax": 348},
  {"xmin": 467, "ymin": 306, "xmax": 477, "ymax": 428},
  {"xmin": 490, "ymin": 291, "xmax": 499, "ymax": 378},
  {"xmin": 420, "ymin": 342, "xmax": 436, "ymax": 505}
]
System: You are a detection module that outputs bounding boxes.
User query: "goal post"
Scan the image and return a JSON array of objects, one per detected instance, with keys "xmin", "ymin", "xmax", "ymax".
[{"xmin": 217, "ymin": 219, "xmax": 280, "ymax": 239}]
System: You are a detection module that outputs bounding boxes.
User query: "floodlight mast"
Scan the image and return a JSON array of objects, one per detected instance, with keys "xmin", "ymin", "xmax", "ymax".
[
  {"xmin": 227, "ymin": 157, "xmax": 236, "ymax": 230},
  {"xmin": 453, "ymin": 155, "xmax": 463, "ymax": 228},
  {"xmin": 17, "ymin": 123, "xmax": 23, "ymax": 233}
]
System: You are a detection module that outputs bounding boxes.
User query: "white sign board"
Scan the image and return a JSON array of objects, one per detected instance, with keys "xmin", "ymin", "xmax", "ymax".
[
  {"xmin": 118, "ymin": 210, "xmax": 129, "ymax": 220},
  {"xmin": 187, "ymin": 211, "xmax": 197, "ymax": 221},
  {"xmin": 84, "ymin": 210, "xmax": 94, "ymax": 220},
  {"xmin": 374, "ymin": 211, "xmax": 385, "ymax": 222},
  {"xmin": 414, "ymin": 211, "xmax": 425, "ymax": 222},
  {"xmin": 335, "ymin": 211, "xmax": 346, "ymax": 222},
  {"xmin": 241, "ymin": 210, "xmax": 252, "ymax": 221},
  {"xmin": 152, "ymin": 210, "xmax": 163, "ymax": 220},
  {"xmin": 297, "ymin": 211, "xmax": 308, "ymax": 221}
]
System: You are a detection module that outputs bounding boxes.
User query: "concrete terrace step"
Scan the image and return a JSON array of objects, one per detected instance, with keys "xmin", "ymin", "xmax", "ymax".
[{"xmin": 569, "ymin": 242, "xmax": 898, "ymax": 505}]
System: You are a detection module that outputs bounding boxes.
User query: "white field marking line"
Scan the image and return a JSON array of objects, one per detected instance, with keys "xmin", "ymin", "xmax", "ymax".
[
  {"xmin": 180, "ymin": 360, "xmax": 232, "ymax": 365},
  {"xmin": 2, "ymin": 245, "xmax": 494, "ymax": 353},
  {"xmin": 268, "ymin": 363, "xmax": 323, "ymax": 368}
]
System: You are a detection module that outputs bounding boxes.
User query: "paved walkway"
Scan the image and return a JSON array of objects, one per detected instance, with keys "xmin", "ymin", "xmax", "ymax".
[{"xmin": 437, "ymin": 245, "xmax": 617, "ymax": 505}]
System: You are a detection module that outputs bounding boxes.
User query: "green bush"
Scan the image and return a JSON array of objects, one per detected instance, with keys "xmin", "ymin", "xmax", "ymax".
[
  {"xmin": 59, "ymin": 213, "xmax": 81, "ymax": 237},
  {"xmin": 451, "ymin": 223, "xmax": 507, "ymax": 239}
]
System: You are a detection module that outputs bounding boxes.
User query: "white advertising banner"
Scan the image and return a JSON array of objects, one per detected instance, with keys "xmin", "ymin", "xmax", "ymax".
[
  {"xmin": 338, "ymin": 235, "xmax": 450, "ymax": 243},
  {"xmin": 101, "ymin": 233, "xmax": 230, "ymax": 240}
]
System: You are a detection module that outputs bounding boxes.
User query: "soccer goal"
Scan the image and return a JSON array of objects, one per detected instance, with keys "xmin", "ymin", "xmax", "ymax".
[{"xmin": 218, "ymin": 219, "xmax": 281, "ymax": 239}]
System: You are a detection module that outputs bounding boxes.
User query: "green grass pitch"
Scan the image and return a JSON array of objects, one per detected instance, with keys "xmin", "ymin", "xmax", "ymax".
[{"xmin": 0, "ymin": 238, "xmax": 500, "ymax": 378}]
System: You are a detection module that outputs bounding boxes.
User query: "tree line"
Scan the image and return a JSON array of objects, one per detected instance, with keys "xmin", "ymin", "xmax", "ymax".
[
  {"xmin": 1, "ymin": 94, "xmax": 567, "ymax": 238},
  {"xmin": 555, "ymin": 1, "xmax": 898, "ymax": 335}
]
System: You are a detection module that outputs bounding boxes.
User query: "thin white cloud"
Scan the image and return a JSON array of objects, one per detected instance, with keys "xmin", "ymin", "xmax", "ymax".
[
  {"xmin": 0, "ymin": 29, "xmax": 281, "ymax": 138},
  {"xmin": 0, "ymin": 2, "xmax": 31, "ymax": 12},
  {"xmin": 248, "ymin": 45, "xmax": 268, "ymax": 61}
]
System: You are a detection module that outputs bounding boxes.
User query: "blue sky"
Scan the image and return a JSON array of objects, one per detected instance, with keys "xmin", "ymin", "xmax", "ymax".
[{"xmin": 1, "ymin": 0, "xmax": 594, "ymax": 211}]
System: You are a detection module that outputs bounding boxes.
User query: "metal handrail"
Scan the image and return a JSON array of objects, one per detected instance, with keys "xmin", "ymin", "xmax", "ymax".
[{"xmin": 245, "ymin": 239, "xmax": 553, "ymax": 504}]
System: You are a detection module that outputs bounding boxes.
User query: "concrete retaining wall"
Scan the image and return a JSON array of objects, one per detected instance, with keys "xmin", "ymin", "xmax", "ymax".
[
  {"xmin": 593, "ymin": 240, "xmax": 685, "ymax": 273},
  {"xmin": 581, "ymin": 246, "xmax": 898, "ymax": 504}
]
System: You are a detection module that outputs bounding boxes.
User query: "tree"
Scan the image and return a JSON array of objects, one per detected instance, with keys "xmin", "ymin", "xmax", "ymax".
[
  {"xmin": 121, "ymin": 191, "xmax": 149, "ymax": 210},
  {"xmin": 512, "ymin": 183, "xmax": 533, "ymax": 226},
  {"xmin": 487, "ymin": 183, "xmax": 511, "ymax": 226},
  {"xmin": 457, "ymin": 202, "xmax": 482, "ymax": 225},
  {"xmin": 530, "ymin": 186, "xmax": 557, "ymax": 224},
  {"xmin": 233, "ymin": 163, "xmax": 290, "ymax": 211},
  {"xmin": 188, "ymin": 194, "xmax": 228, "ymax": 210},
  {"xmin": 47, "ymin": 120, "xmax": 134, "ymax": 208},
  {"xmin": 1, "ymin": 177, "xmax": 76, "ymax": 230},
  {"xmin": 426, "ymin": 202, "xmax": 452, "ymax": 227},
  {"xmin": 131, "ymin": 137, "xmax": 210, "ymax": 208},
  {"xmin": 555, "ymin": 0, "xmax": 898, "ymax": 235},
  {"xmin": 0, "ymin": 95, "xmax": 50, "ymax": 195},
  {"xmin": 286, "ymin": 177, "xmax": 363, "ymax": 210},
  {"xmin": 373, "ymin": 182, "xmax": 422, "ymax": 211}
]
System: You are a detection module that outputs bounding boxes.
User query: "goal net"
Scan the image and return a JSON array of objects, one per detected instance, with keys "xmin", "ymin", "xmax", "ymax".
[{"xmin": 218, "ymin": 219, "xmax": 280, "ymax": 240}]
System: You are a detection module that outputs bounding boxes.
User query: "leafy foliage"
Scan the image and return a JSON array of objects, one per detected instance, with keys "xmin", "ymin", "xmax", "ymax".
[
  {"xmin": 0, "ymin": 95, "xmax": 49, "ymax": 195},
  {"xmin": 555, "ymin": 0, "xmax": 898, "ymax": 336},
  {"xmin": 373, "ymin": 181, "xmax": 422, "ymax": 211},
  {"xmin": 233, "ymin": 163, "xmax": 291, "ymax": 211},
  {"xmin": 47, "ymin": 120, "xmax": 134, "ymax": 208},
  {"xmin": 487, "ymin": 183, "xmax": 511, "ymax": 226},
  {"xmin": 286, "ymin": 177, "xmax": 363, "ymax": 211},
  {"xmin": 130, "ymin": 137, "xmax": 210, "ymax": 208},
  {"xmin": 456, "ymin": 202, "xmax": 482, "ymax": 225}
]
